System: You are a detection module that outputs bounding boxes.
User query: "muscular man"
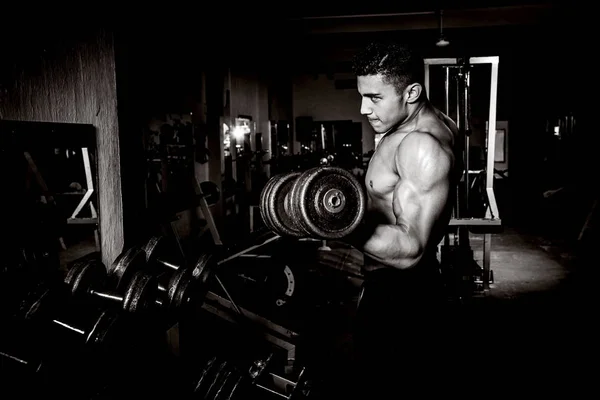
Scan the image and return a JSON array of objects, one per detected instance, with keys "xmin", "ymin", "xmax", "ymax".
[{"xmin": 345, "ymin": 40, "xmax": 462, "ymax": 391}]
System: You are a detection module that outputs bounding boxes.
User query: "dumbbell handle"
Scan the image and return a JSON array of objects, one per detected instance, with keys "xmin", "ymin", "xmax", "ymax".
[
  {"xmin": 1, "ymin": 350, "xmax": 29, "ymax": 365},
  {"xmin": 52, "ymin": 318, "xmax": 85, "ymax": 335},
  {"xmin": 89, "ymin": 289, "xmax": 123, "ymax": 303},
  {"xmin": 157, "ymin": 258, "xmax": 180, "ymax": 271},
  {"xmin": 155, "ymin": 282, "xmax": 166, "ymax": 307}
]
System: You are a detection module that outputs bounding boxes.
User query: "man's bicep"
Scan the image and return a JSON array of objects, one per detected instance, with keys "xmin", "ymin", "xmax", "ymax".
[{"xmin": 393, "ymin": 176, "xmax": 449, "ymax": 246}]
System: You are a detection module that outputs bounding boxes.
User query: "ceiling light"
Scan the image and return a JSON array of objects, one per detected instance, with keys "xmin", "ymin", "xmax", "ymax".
[{"xmin": 436, "ymin": 10, "xmax": 450, "ymax": 47}]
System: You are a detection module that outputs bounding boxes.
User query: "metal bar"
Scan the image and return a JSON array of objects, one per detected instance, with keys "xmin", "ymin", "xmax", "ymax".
[
  {"xmin": 82, "ymin": 148, "xmax": 94, "ymax": 192},
  {"xmin": 70, "ymin": 189, "xmax": 94, "ymax": 219},
  {"xmin": 0, "ymin": 351, "xmax": 28, "ymax": 365},
  {"xmin": 214, "ymin": 275, "xmax": 243, "ymax": 316},
  {"xmin": 204, "ymin": 291, "xmax": 299, "ymax": 340},
  {"xmin": 486, "ymin": 58, "xmax": 501, "ymax": 220},
  {"xmin": 89, "ymin": 290, "xmax": 121, "ymax": 302},
  {"xmin": 255, "ymin": 384, "xmax": 287, "ymax": 399},
  {"xmin": 470, "ymin": 56, "xmax": 500, "ymax": 65},
  {"xmin": 483, "ymin": 233, "xmax": 492, "ymax": 290},
  {"xmin": 53, "ymin": 319, "xmax": 84, "ymax": 335},
  {"xmin": 463, "ymin": 69, "xmax": 470, "ymax": 215},
  {"xmin": 67, "ymin": 217, "xmax": 98, "ymax": 225},
  {"xmin": 424, "ymin": 58, "xmax": 458, "ymax": 65},
  {"xmin": 444, "ymin": 66, "xmax": 450, "ymax": 115},
  {"xmin": 449, "ymin": 218, "xmax": 501, "ymax": 226},
  {"xmin": 424, "ymin": 63, "xmax": 430, "ymax": 99},
  {"xmin": 217, "ymin": 234, "xmax": 280, "ymax": 266}
]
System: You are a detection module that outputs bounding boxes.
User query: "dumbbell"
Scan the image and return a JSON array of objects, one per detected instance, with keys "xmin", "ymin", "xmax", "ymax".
[
  {"xmin": 14, "ymin": 279, "xmax": 146, "ymax": 398},
  {"xmin": 0, "ymin": 345, "xmax": 48, "ymax": 397},
  {"xmin": 107, "ymin": 245, "xmax": 156, "ymax": 292},
  {"xmin": 141, "ymin": 235, "xmax": 216, "ymax": 314},
  {"xmin": 16, "ymin": 279, "xmax": 126, "ymax": 362},
  {"xmin": 64, "ymin": 256, "xmax": 157, "ymax": 314},
  {"xmin": 192, "ymin": 352, "xmax": 310, "ymax": 399},
  {"xmin": 260, "ymin": 166, "xmax": 366, "ymax": 239},
  {"xmin": 0, "ymin": 338, "xmax": 45, "ymax": 379}
]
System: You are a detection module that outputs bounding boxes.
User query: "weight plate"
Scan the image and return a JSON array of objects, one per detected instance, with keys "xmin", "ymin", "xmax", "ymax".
[
  {"xmin": 166, "ymin": 267, "xmax": 194, "ymax": 314},
  {"xmin": 192, "ymin": 252, "xmax": 215, "ymax": 283},
  {"xmin": 204, "ymin": 360, "xmax": 230, "ymax": 399},
  {"xmin": 122, "ymin": 271, "xmax": 157, "ymax": 314},
  {"xmin": 266, "ymin": 172, "xmax": 306, "ymax": 237},
  {"xmin": 85, "ymin": 309, "xmax": 121, "ymax": 357},
  {"xmin": 259, "ymin": 175, "xmax": 279, "ymax": 233},
  {"xmin": 64, "ymin": 260, "xmax": 107, "ymax": 300},
  {"xmin": 191, "ymin": 252, "xmax": 215, "ymax": 301},
  {"xmin": 142, "ymin": 235, "xmax": 165, "ymax": 266},
  {"xmin": 110, "ymin": 246, "xmax": 151, "ymax": 292},
  {"xmin": 194, "ymin": 356, "xmax": 219, "ymax": 395},
  {"xmin": 16, "ymin": 280, "xmax": 64, "ymax": 323},
  {"xmin": 291, "ymin": 167, "xmax": 366, "ymax": 239},
  {"xmin": 225, "ymin": 373, "xmax": 246, "ymax": 400}
]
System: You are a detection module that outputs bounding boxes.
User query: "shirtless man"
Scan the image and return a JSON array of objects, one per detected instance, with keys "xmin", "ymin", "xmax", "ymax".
[{"xmin": 345, "ymin": 40, "xmax": 461, "ymax": 392}]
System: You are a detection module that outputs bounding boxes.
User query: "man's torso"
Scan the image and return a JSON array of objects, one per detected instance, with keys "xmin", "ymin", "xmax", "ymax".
[{"xmin": 363, "ymin": 104, "xmax": 459, "ymax": 270}]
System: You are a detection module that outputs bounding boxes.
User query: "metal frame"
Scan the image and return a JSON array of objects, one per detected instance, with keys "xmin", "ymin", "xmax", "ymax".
[{"xmin": 424, "ymin": 56, "xmax": 501, "ymax": 290}]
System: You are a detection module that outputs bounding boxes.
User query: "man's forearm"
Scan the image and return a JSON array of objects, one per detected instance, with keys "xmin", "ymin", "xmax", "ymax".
[{"xmin": 361, "ymin": 224, "xmax": 421, "ymax": 270}]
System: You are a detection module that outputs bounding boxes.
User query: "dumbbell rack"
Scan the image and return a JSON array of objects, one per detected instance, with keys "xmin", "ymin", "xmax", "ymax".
[{"xmin": 1, "ymin": 223, "xmax": 320, "ymax": 399}]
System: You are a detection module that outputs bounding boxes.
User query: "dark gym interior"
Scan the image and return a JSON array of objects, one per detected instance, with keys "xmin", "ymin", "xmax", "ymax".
[{"xmin": 0, "ymin": 2, "xmax": 596, "ymax": 398}]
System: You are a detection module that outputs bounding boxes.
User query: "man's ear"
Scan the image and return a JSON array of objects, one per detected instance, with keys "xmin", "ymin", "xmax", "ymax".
[{"xmin": 406, "ymin": 83, "xmax": 423, "ymax": 103}]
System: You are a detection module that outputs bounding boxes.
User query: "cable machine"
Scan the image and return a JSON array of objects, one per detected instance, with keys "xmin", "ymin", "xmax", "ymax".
[{"xmin": 424, "ymin": 56, "xmax": 501, "ymax": 299}]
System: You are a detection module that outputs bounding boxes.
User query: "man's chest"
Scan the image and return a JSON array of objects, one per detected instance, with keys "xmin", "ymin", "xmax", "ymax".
[{"xmin": 365, "ymin": 154, "xmax": 399, "ymax": 198}]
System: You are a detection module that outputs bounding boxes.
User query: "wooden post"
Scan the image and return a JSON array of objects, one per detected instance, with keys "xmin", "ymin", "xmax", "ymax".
[{"xmin": 0, "ymin": 28, "xmax": 125, "ymax": 268}]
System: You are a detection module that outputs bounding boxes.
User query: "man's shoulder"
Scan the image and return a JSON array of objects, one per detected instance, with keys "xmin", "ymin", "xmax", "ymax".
[
  {"xmin": 396, "ymin": 131, "xmax": 453, "ymax": 176},
  {"xmin": 398, "ymin": 130, "xmax": 446, "ymax": 155}
]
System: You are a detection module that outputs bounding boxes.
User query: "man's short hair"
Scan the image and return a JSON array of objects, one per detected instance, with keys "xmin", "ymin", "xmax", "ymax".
[{"xmin": 351, "ymin": 41, "xmax": 425, "ymax": 94}]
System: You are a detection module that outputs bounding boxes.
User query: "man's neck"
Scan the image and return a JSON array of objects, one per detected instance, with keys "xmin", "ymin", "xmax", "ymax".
[{"xmin": 387, "ymin": 100, "xmax": 429, "ymax": 136}]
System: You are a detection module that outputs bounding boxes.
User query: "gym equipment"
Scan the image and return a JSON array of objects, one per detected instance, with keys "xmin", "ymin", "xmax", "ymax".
[
  {"xmin": 143, "ymin": 235, "xmax": 215, "ymax": 286},
  {"xmin": 0, "ymin": 338, "xmax": 49, "ymax": 398},
  {"xmin": 289, "ymin": 166, "xmax": 365, "ymax": 239},
  {"xmin": 424, "ymin": 57, "xmax": 501, "ymax": 293},
  {"xmin": 13, "ymin": 279, "xmax": 126, "ymax": 374},
  {"xmin": 192, "ymin": 353, "xmax": 311, "ymax": 399},
  {"xmin": 142, "ymin": 235, "xmax": 216, "ymax": 314},
  {"xmin": 108, "ymin": 245, "xmax": 153, "ymax": 291},
  {"xmin": 193, "ymin": 356, "xmax": 244, "ymax": 399},
  {"xmin": 64, "ymin": 258, "xmax": 157, "ymax": 314},
  {"xmin": 0, "ymin": 335, "xmax": 45, "ymax": 377},
  {"xmin": 261, "ymin": 171, "xmax": 306, "ymax": 238},
  {"xmin": 261, "ymin": 167, "xmax": 366, "ymax": 240},
  {"xmin": 11, "ymin": 279, "xmax": 151, "ymax": 398}
]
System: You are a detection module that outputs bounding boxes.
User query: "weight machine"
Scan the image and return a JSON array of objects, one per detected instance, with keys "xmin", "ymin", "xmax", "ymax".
[{"xmin": 424, "ymin": 56, "xmax": 502, "ymax": 297}]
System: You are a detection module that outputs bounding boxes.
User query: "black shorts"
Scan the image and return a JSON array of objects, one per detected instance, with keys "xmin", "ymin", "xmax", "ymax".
[{"xmin": 352, "ymin": 258, "xmax": 447, "ymax": 365}]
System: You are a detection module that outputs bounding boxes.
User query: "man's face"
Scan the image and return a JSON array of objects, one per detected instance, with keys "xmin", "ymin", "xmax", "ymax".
[{"xmin": 357, "ymin": 73, "xmax": 407, "ymax": 134}]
